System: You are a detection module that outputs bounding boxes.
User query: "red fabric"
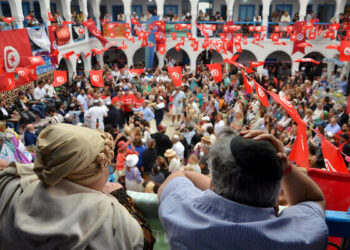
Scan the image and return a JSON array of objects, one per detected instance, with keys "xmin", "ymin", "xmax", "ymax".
[
  {"xmin": 4, "ymin": 72, "xmax": 15, "ymax": 91},
  {"xmin": 15, "ymin": 67, "xmax": 32, "ymax": 82},
  {"xmin": 308, "ymin": 32, "xmax": 316, "ymax": 40},
  {"xmin": 207, "ymin": 63, "xmax": 222, "ymax": 82},
  {"xmin": 168, "ymin": 66, "xmax": 182, "ymax": 87},
  {"xmin": 339, "ymin": 41, "xmax": 350, "ymax": 61},
  {"xmin": 171, "ymin": 32, "xmax": 177, "ymax": 40},
  {"xmin": 270, "ymin": 33, "xmax": 279, "ymax": 42},
  {"xmin": 28, "ymin": 56, "xmax": 45, "ymax": 66},
  {"xmin": 294, "ymin": 58, "xmax": 320, "ymax": 64},
  {"xmin": 235, "ymin": 42, "xmax": 242, "ymax": 53},
  {"xmin": 134, "ymin": 97, "xmax": 144, "ymax": 109},
  {"xmin": 242, "ymin": 72, "xmax": 253, "ymax": 94},
  {"xmin": 48, "ymin": 26, "xmax": 59, "ymax": 66},
  {"xmin": 308, "ymin": 168, "xmax": 350, "ymax": 211},
  {"xmin": 253, "ymin": 80, "xmax": 269, "ymax": 107},
  {"xmin": 55, "ymin": 25, "xmax": 71, "ymax": 46},
  {"xmin": 83, "ymin": 19, "xmax": 108, "ymax": 47},
  {"xmin": 122, "ymin": 93, "xmax": 136, "ymax": 112},
  {"xmin": 292, "ymin": 21, "xmax": 306, "ymax": 55},
  {"xmin": 48, "ymin": 12, "xmax": 55, "ymax": 21},
  {"xmin": 321, "ymin": 136, "xmax": 349, "ymax": 173},
  {"xmin": 268, "ymin": 91, "xmax": 302, "ymax": 123},
  {"xmin": 289, "ymin": 123, "xmax": 309, "ymax": 168},
  {"xmin": 62, "ymin": 51, "xmax": 75, "ymax": 60},
  {"xmin": 249, "ymin": 61, "xmax": 264, "ymax": 68},
  {"xmin": 53, "ymin": 71, "xmax": 67, "ymax": 87},
  {"xmin": 346, "ymin": 95, "xmax": 350, "ymax": 115},
  {"xmin": 89, "ymin": 70, "xmax": 104, "ymax": 87},
  {"xmin": 2, "ymin": 17, "xmax": 14, "ymax": 23},
  {"xmin": 159, "ymin": 44, "xmax": 166, "ymax": 55},
  {"xmin": 128, "ymin": 69, "xmax": 145, "ymax": 75},
  {"xmin": 0, "ymin": 29, "xmax": 32, "ymax": 74},
  {"xmin": 112, "ymin": 96, "xmax": 122, "ymax": 105}
]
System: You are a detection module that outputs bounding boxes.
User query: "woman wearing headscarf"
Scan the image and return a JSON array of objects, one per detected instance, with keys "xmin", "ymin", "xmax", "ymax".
[{"xmin": 0, "ymin": 124, "xmax": 144, "ymax": 249}]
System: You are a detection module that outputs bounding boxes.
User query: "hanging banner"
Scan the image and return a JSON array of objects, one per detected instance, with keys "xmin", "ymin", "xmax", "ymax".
[
  {"xmin": 27, "ymin": 26, "xmax": 51, "ymax": 51},
  {"xmin": 292, "ymin": 21, "xmax": 306, "ymax": 55},
  {"xmin": 48, "ymin": 25, "xmax": 59, "ymax": 66},
  {"xmin": 83, "ymin": 18, "xmax": 109, "ymax": 47},
  {"xmin": 55, "ymin": 25, "xmax": 71, "ymax": 46}
]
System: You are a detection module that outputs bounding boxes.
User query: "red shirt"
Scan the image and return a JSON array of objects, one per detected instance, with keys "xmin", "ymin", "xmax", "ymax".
[
  {"xmin": 134, "ymin": 97, "xmax": 144, "ymax": 109},
  {"xmin": 112, "ymin": 96, "xmax": 122, "ymax": 104},
  {"xmin": 122, "ymin": 94, "xmax": 136, "ymax": 112}
]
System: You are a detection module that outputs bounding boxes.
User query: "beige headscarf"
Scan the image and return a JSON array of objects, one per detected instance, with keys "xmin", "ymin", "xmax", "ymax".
[{"xmin": 34, "ymin": 124, "xmax": 115, "ymax": 186}]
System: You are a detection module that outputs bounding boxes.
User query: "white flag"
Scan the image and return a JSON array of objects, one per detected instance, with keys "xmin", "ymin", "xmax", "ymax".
[{"xmin": 27, "ymin": 26, "xmax": 51, "ymax": 51}]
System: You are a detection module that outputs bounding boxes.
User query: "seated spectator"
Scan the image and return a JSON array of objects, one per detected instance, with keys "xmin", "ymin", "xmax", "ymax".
[
  {"xmin": 183, "ymin": 154, "xmax": 201, "ymax": 173},
  {"xmin": 14, "ymin": 91, "xmax": 37, "ymax": 124},
  {"xmin": 0, "ymin": 98, "xmax": 20, "ymax": 133},
  {"xmin": 24, "ymin": 124, "xmax": 37, "ymax": 146},
  {"xmin": 158, "ymin": 128, "xmax": 328, "ymax": 249},
  {"xmin": 150, "ymin": 165, "xmax": 165, "ymax": 184},
  {"xmin": 0, "ymin": 124, "xmax": 144, "ymax": 249},
  {"xmin": 325, "ymin": 117, "xmax": 341, "ymax": 135}
]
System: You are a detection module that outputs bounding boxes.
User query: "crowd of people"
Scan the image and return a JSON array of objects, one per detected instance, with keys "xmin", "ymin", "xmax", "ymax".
[{"xmin": 0, "ymin": 58, "xmax": 343, "ymax": 248}]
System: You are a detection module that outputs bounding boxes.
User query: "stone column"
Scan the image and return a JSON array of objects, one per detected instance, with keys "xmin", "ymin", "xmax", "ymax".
[
  {"xmin": 298, "ymin": 0, "xmax": 308, "ymax": 21},
  {"xmin": 335, "ymin": 0, "xmax": 346, "ymax": 21},
  {"xmin": 9, "ymin": 0, "xmax": 25, "ymax": 28},
  {"xmin": 39, "ymin": 0, "xmax": 51, "ymax": 26}
]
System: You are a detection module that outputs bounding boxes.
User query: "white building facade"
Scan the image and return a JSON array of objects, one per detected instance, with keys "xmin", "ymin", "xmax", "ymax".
[{"xmin": 1, "ymin": 0, "xmax": 350, "ymax": 79}]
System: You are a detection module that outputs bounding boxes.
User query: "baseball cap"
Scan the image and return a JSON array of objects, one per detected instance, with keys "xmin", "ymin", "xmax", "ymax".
[{"xmin": 229, "ymin": 135, "xmax": 282, "ymax": 181}]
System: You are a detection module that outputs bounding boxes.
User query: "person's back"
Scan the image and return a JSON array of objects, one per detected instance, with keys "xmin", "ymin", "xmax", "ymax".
[{"xmin": 158, "ymin": 128, "xmax": 328, "ymax": 250}]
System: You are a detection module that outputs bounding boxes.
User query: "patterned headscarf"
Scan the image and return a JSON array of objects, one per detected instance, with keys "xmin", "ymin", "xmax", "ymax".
[{"xmin": 34, "ymin": 124, "xmax": 114, "ymax": 186}]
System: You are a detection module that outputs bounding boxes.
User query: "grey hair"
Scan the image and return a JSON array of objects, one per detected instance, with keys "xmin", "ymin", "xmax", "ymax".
[{"xmin": 209, "ymin": 127, "xmax": 281, "ymax": 208}]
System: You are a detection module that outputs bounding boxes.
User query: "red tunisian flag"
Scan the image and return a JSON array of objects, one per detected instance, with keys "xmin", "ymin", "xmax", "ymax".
[
  {"xmin": 253, "ymin": 80, "xmax": 269, "ymax": 106},
  {"xmin": 249, "ymin": 61, "xmax": 264, "ymax": 68},
  {"xmin": 53, "ymin": 71, "xmax": 68, "ymax": 87},
  {"xmin": 168, "ymin": 66, "xmax": 182, "ymax": 87},
  {"xmin": 48, "ymin": 25, "xmax": 59, "ymax": 66},
  {"xmin": 339, "ymin": 41, "xmax": 350, "ymax": 61},
  {"xmin": 321, "ymin": 136, "xmax": 349, "ymax": 173},
  {"xmin": 90, "ymin": 70, "xmax": 104, "ymax": 87},
  {"xmin": 289, "ymin": 123, "xmax": 309, "ymax": 168},
  {"xmin": 292, "ymin": 21, "xmax": 306, "ymax": 55},
  {"xmin": 268, "ymin": 91, "xmax": 301, "ymax": 123},
  {"xmin": 128, "ymin": 69, "xmax": 145, "ymax": 75},
  {"xmin": 5, "ymin": 72, "xmax": 15, "ymax": 91},
  {"xmin": 83, "ymin": 19, "xmax": 108, "ymax": 47},
  {"xmin": 0, "ymin": 29, "xmax": 32, "ymax": 74},
  {"xmin": 28, "ymin": 56, "xmax": 45, "ymax": 66},
  {"xmin": 207, "ymin": 63, "xmax": 222, "ymax": 82},
  {"xmin": 242, "ymin": 72, "xmax": 253, "ymax": 94}
]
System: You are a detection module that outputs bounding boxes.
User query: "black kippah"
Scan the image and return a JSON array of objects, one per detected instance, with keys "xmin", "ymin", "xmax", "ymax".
[{"xmin": 230, "ymin": 136, "xmax": 282, "ymax": 181}]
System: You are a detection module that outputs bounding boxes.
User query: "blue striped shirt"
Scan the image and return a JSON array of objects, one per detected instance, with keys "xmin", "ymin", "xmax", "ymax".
[{"xmin": 159, "ymin": 177, "xmax": 328, "ymax": 250}]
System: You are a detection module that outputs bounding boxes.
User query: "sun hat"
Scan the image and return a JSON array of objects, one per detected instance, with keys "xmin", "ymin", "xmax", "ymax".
[
  {"xmin": 201, "ymin": 135, "xmax": 212, "ymax": 144},
  {"xmin": 164, "ymin": 149, "xmax": 177, "ymax": 158},
  {"xmin": 126, "ymin": 154, "xmax": 139, "ymax": 167}
]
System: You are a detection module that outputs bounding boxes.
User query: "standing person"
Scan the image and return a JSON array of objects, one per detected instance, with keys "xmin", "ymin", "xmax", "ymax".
[
  {"xmin": 164, "ymin": 149, "xmax": 181, "ymax": 173},
  {"xmin": 171, "ymin": 135, "xmax": 185, "ymax": 161},
  {"xmin": 122, "ymin": 87, "xmax": 135, "ymax": 123},
  {"xmin": 152, "ymin": 124, "xmax": 173, "ymax": 156},
  {"xmin": 171, "ymin": 87, "xmax": 186, "ymax": 126},
  {"xmin": 153, "ymin": 96, "xmax": 165, "ymax": 130},
  {"xmin": 142, "ymin": 139, "xmax": 158, "ymax": 176},
  {"xmin": 85, "ymin": 100, "xmax": 108, "ymax": 130}
]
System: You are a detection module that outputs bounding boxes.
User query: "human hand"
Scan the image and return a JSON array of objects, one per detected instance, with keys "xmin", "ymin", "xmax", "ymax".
[{"xmin": 240, "ymin": 130, "xmax": 289, "ymax": 171}]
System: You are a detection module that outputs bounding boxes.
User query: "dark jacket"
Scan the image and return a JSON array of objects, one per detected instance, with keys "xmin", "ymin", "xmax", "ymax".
[
  {"xmin": 13, "ymin": 98, "xmax": 27, "ymax": 112},
  {"xmin": 104, "ymin": 106, "xmax": 124, "ymax": 128},
  {"xmin": 142, "ymin": 148, "xmax": 157, "ymax": 173},
  {"xmin": 24, "ymin": 131, "xmax": 38, "ymax": 146},
  {"xmin": 151, "ymin": 132, "xmax": 172, "ymax": 157},
  {"xmin": 0, "ymin": 107, "xmax": 12, "ymax": 120}
]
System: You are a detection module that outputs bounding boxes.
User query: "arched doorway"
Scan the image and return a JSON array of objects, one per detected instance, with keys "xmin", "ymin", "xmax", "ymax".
[
  {"xmin": 91, "ymin": 54, "xmax": 100, "ymax": 70},
  {"xmin": 76, "ymin": 54, "xmax": 85, "ymax": 75},
  {"xmin": 299, "ymin": 52, "xmax": 326, "ymax": 81},
  {"xmin": 132, "ymin": 47, "xmax": 159, "ymax": 68},
  {"xmin": 265, "ymin": 50, "xmax": 292, "ymax": 78},
  {"xmin": 234, "ymin": 49, "xmax": 258, "ymax": 67},
  {"xmin": 58, "ymin": 58, "xmax": 69, "ymax": 71},
  {"xmin": 165, "ymin": 48, "xmax": 190, "ymax": 66},
  {"xmin": 196, "ymin": 50, "xmax": 223, "ymax": 65},
  {"xmin": 103, "ymin": 47, "xmax": 128, "ymax": 69}
]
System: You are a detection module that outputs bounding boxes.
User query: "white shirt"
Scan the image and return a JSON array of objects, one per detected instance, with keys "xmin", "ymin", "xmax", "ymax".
[
  {"xmin": 191, "ymin": 102, "xmax": 200, "ymax": 114},
  {"xmin": 214, "ymin": 120, "xmax": 225, "ymax": 135},
  {"xmin": 44, "ymin": 84, "xmax": 56, "ymax": 98},
  {"xmin": 172, "ymin": 141, "xmax": 185, "ymax": 160},
  {"xmin": 77, "ymin": 94, "xmax": 88, "ymax": 111},
  {"xmin": 169, "ymin": 158, "xmax": 181, "ymax": 173},
  {"xmin": 33, "ymin": 87, "xmax": 46, "ymax": 100},
  {"xmin": 85, "ymin": 106, "xmax": 107, "ymax": 130}
]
